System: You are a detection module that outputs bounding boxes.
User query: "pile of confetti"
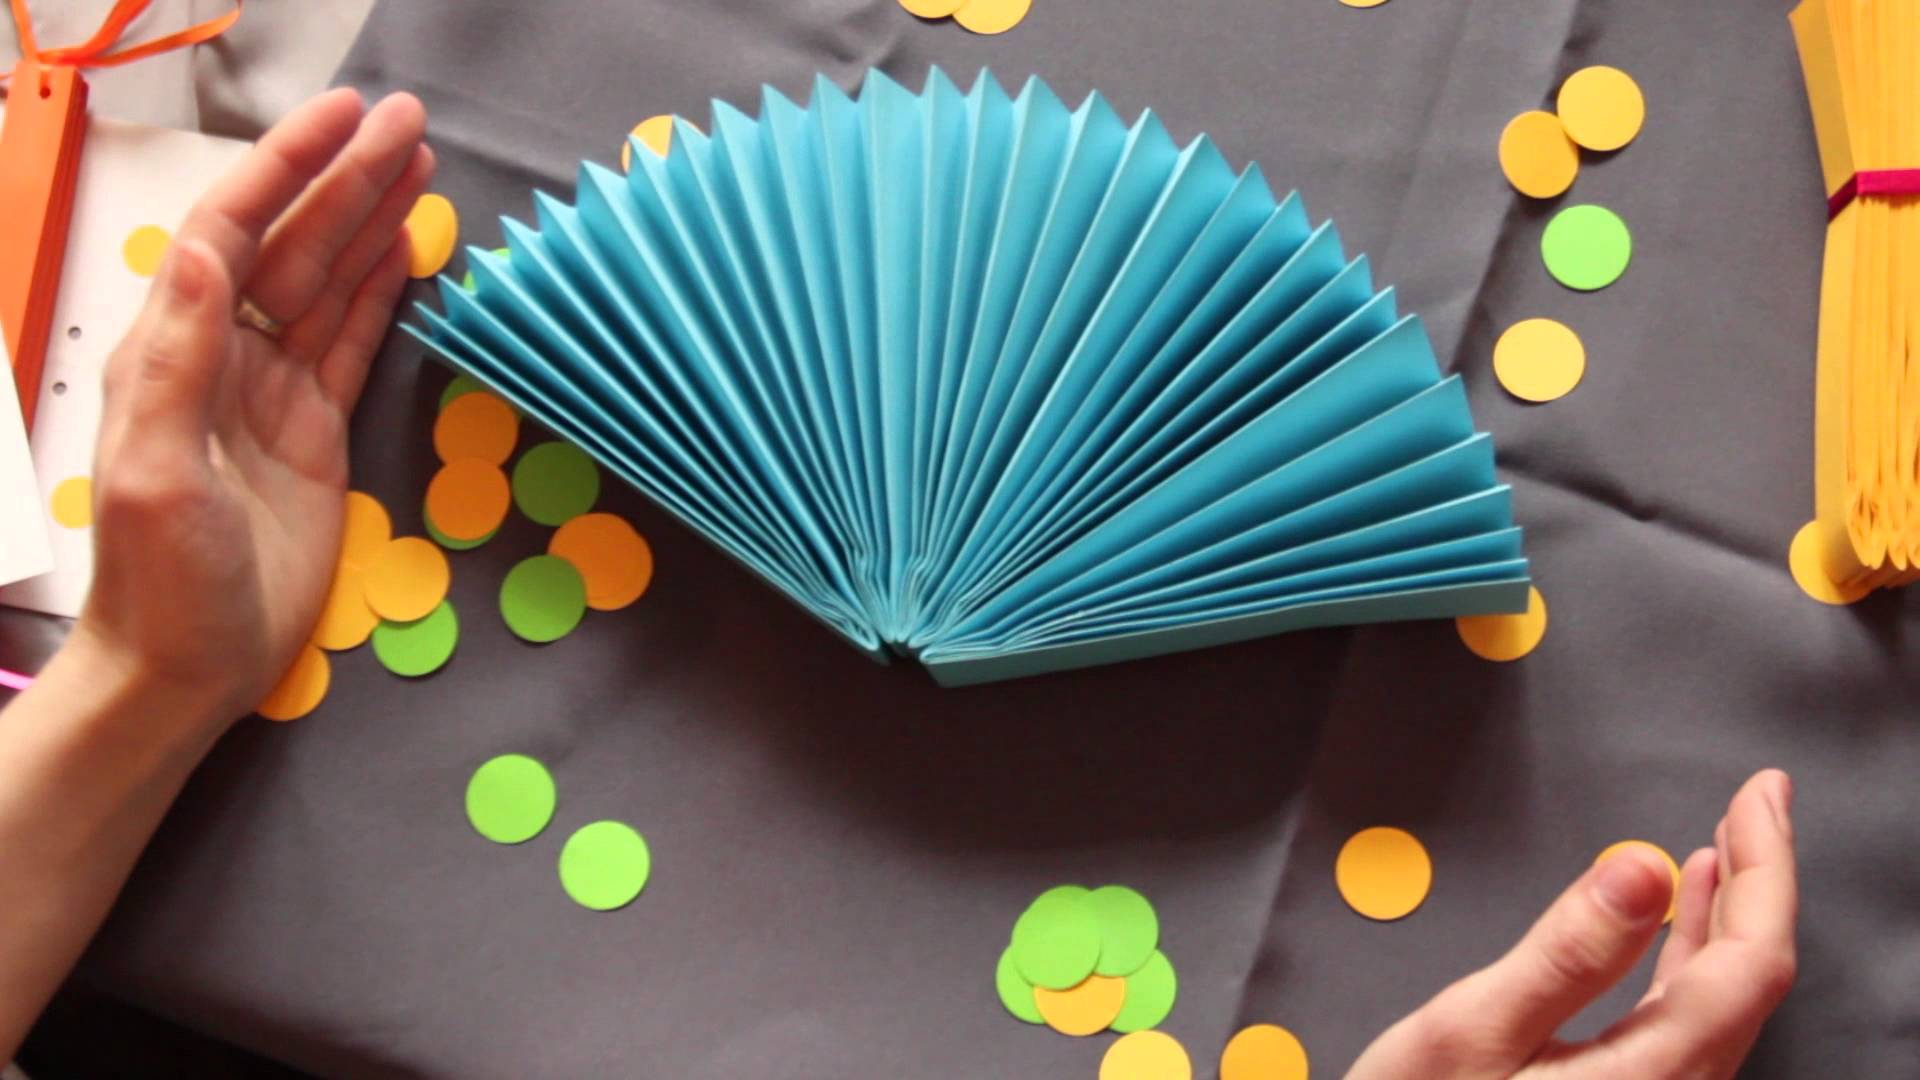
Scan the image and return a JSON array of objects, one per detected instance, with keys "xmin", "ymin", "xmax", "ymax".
[
  {"xmin": 898, "ymin": 0, "xmax": 1032, "ymax": 36},
  {"xmin": 998, "ymin": 885, "xmax": 1176, "ymax": 1037}
]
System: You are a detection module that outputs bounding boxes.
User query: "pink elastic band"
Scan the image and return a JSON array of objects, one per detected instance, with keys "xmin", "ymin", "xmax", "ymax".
[
  {"xmin": 1827, "ymin": 168, "xmax": 1920, "ymax": 219},
  {"xmin": 0, "ymin": 667, "xmax": 33, "ymax": 691}
]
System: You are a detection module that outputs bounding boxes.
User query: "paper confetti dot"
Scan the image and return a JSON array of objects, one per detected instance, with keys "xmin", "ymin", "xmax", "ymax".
[
  {"xmin": 1108, "ymin": 950, "xmax": 1177, "ymax": 1034},
  {"xmin": 341, "ymin": 491, "xmax": 393, "ymax": 568},
  {"xmin": 995, "ymin": 946, "xmax": 1044, "ymax": 1024},
  {"xmin": 513, "ymin": 441, "xmax": 600, "ymax": 526},
  {"xmin": 1556, "ymin": 66, "xmax": 1645, "ymax": 152},
  {"xmin": 1542, "ymin": 205, "xmax": 1631, "ymax": 291},
  {"xmin": 620, "ymin": 115, "xmax": 680, "ymax": 172},
  {"xmin": 559, "ymin": 820, "xmax": 651, "ymax": 910},
  {"xmin": 440, "ymin": 374, "xmax": 490, "ymax": 410},
  {"xmin": 426, "ymin": 517, "xmax": 497, "ymax": 552},
  {"xmin": 256, "ymin": 644, "xmax": 330, "ymax": 722},
  {"xmin": 1220, "ymin": 1024, "xmax": 1309, "ymax": 1080},
  {"xmin": 434, "ymin": 391, "xmax": 519, "ymax": 467},
  {"xmin": 1498, "ymin": 110, "xmax": 1579, "ymax": 199},
  {"xmin": 953, "ymin": 0, "xmax": 1031, "ymax": 34},
  {"xmin": 362, "ymin": 536, "xmax": 451, "ymax": 623},
  {"xmin": 1034, "ymin": 974, "xmax": 1127, "ymax": 1037},
  {"xmin": 1596, "ymin": 840, "xmax": 1682, "ymax": 924},
  {"xmin": 465, "ymin": 753, "xmax": 556, "ymax": 844},
  {"xmin": 899, "ymin": 0, "xmax": 967, "ymax": 16},
  {"xmin": 1335, "ymin": 826, "xmax": 1432, "ymax": 921},
  {"xmin": 500, "ymin": 554, "xmax": 589, "ymax": 643},
  {"xmin": 404, "ymin": 193, "xmax": 459, "ymax": 279},
  {"xmin": 1338, "ymin": 0, "xmax": 1393, "ymax": 10},
  {"xmin": 311, "ymin": 561, "xmax": 379, "ymax": 651},
  {"xmin": 1088, "ymin": 885, "xmax": 1159, "ymax": 977},
  {"xmin": 48, "ymin": 476, "xmax": 92, "ymax": 528},
  {"xmin": 1455, "ymin": 585, "xmax": 1548, "ymax": 661},
  {"xmin": 372, "ymin": 600, "xmax": 460, "ymax": 677},
  {"xmin": 1788, "ymin": 521, "xmax": 1869, "ymax": 605},
  {"xmin": 1101, "ymin": 1030, "xmax": 1193, "ymax": 1080},
  {"xmin": 1011, "ymin": 892, "xmax": 1103, "ymax": 990},
  {"xmin": 426, "ymin": 459, "xmax": 512, "ymax": 542},
  {"xmin": 549, "ymin": 512, "xmax": 653, "ymax": 611},
  {"xmin": 1493, "ymin": 318, "xmax": 1586, "ymax": 402},
  {"xmin": 121, "ymin": 225, "xmax": 170, "ymax": 277}
]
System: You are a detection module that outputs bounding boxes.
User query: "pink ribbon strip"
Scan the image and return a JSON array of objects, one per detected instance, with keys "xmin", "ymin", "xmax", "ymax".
[
  {"xmin": 0, "ymin": 667, "xmax": 33, "ymax": 691},
  {"xmin": 1827, "ymin": 168, "xmax": 1920, "ymax": 220}
]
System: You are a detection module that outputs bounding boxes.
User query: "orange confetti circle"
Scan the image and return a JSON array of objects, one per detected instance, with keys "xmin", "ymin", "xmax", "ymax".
[
  {"xmin": 549, "ymin": 512, "xmax": 654, "ymax": 611},
  {"xmin": 257, "ymin": 644, "xmax": 331, "ymax": 721},
  {"xmin": 1455, "ymin": 585, "xmax": 1548, "ymax": 661},
  {"xmin": 1335, "ymin": 826, "xmax": 1432, "ymax": 921},
  {"xmin": 953, "ymin": 0, "xmax": 1031, "ymax": 34},
  {"xmin": 49, "ymin": 476, "xmax": 93, "ymax": 529},
  {"xmin": 122, "ymin": 225, "xmax": 170, "ymax": 277},
  {"xmin": 1034, "ymin": 974, "xmax": 1127, "ymax": 1036},
  {"xmin": 404, "ymin": 193, "xmax": 459, "ymax": 279},
  {"xmin": 341, "ymin": 491, "xmax": 393, "ymax": 568},
  {"xmin": 1788, "ymin": 521, "xmax": 1869, "ymax": 605},
  {"xmin": 1101, "ymin": 1030, "xmax": 1193, "ymax": 1080},
  {"xmin": 362, "ymin": 536, "xmax": 451, "ymax": 623},
  {"xmin": 311, "ymin": 561, "xmax": 380, "ymax": 651},
  {"xmin": 899, "ymin": 0, "xmax": 967, "ymax": 16},
  {"xmin": 1596, "ymin": 840, "xmax": 1682, "ymax": 924},
  {"xmin": 1221, "ymin": 1024, "xmax": 1310, "ymax": 1080},
  {"xmin": 620, "ymin": 115, "xmax": 682, "ymax": 172},
  {"xmin": 433, "ymin": 391, "xmax": 520, "ymax": 466},
  {"xmin": 1498, "ymin": 110, "xmax": 1579, "ymax": 200},
  {"xmin": 426, "ymin": 459, "xmax": 512, "ymax": 541}
]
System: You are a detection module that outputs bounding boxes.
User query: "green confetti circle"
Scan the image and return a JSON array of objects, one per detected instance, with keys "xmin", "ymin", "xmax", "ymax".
[
  {"xmin": 459, "ymin": 247, "xmax": 510, "ymax": 293},
  {"xmin": 1541, "ymin": 204, "xmax": 1632, "ymax": 291},
  {"xmin": 465, "ymin": 753, "xmax": 556, "ymax": 845},
  {"xmin": 995, "ymin": 945, "xmax": 1043, "ymax": 1024},
  {"xmin": 424, "ymin": 511, "xmax": 497, "ymax": 551},
  {"xmin": 500, "ymin": 555, "xmax": 588, "ymax": 643},
  {"xmin": 371, "ymin": 601, "xmax": 459, "ymax": 677},
  {"xmin": 558, "ymin": 820, "xmax": 651, "ymax": 910},
  {"xmin": 512, "ymin": 442, "xmax": 600, "ymax": 526},
  {"xmin": 1011, "ymin": 893, "xmax": 1101, "ymax": 990},
  {"xmin": 1088, "ymin": 885, "xmax": 1160, "ymax": 976},
  {"xmin": 1108, "ymin": 950, "xmax": 1177, "ymax": 1034},
  {"xmin": 440, "ymin": 373, "xmax": 488, "ymax": 410}
]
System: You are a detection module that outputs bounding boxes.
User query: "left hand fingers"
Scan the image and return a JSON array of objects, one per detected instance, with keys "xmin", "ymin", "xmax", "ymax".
[
  {"xmin": 1642, "ymin": 846, "xmax": 1717, "ymax": 1002},
  {"xmin": 245, "ymin": 92, "xmax": 429, "ymax": 327}
]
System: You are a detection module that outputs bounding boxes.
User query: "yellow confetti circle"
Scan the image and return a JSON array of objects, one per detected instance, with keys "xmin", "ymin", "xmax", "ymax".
[
  {"xmin": 1556, "ymin": 66, "xmax": 1645, "ymax": 152},
  {"xmin": 899, "ymin": 0, "xmax": 967, "ymax": 15},
  {"xmin": 341, "ymin": 491, "xmax": 393, "ymax": 569},
  {"xmin": 1596, "ymin": 840, "xmax": 1681, "ymax": 925},
  {"xmin": 362, "ymin": 536, "xmax": 452, "ymax": 623},
  {"xmin": 1335, "ymin": 826, "xmax": 1432, "ymax": 921},
  {"xmin": 404, "ymin": 193, "xmax": 459, "ymax": 279},
  {"xmin": 1221, "ymin": 1024, "xmax": 1310, "ymax": 1080},
  {"xmin": 953, "ymin": 0, "xmax": 1031, "ymax": 34},
  {"xmin": 1455, "ymin": 585, "xmax": 1548, "ymax": 661},
  {"xmin": 1034, "ymin": 974, "xmax": 1127, "ymax": 1036},
  {"xmin": 257, "ymin": 644, "xmax": 331, "ymax": 722},
  {"xmin": 311, "ymin": 561, "xmax": 380, "ymax": 652},
  {"xmin": 122, "ymin": 225, "xmax": 170, "ymax": 277},
  {"xmin": 1101, "ymin": 1030, "xmax": 1193, "ymax": 1080},
  {"xmin": 48, "ymin": 475, "xmax": 92, "ymax": 529},
  {"xmin": 620, "ymin": 115, "xmax": 681, "ymax": 172},
  {"xmin": 1339, "ymin": 0, "xmax": 1393, "ymax": 9},
  {"xmin": 1493, "ymin": 318, "xmax": 1585, "ymax": 402},
  {"xmin": 1789, "ymin": 521, "xmax": 1869, "ymax": 605},
  {"xmin": 1498, "ymin": 110, "xmax": 1579, "ymax": 199}
]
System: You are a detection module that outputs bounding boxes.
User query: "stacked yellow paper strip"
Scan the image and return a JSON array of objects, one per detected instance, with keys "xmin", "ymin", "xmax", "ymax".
[{"xmin": 1789, "ymin": 0, "xmax": 1920, "ymax": 602}]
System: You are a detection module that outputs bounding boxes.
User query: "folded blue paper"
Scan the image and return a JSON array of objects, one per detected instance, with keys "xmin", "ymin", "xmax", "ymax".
[{"xmin": 408, "ymin": 68, "xmax": 1531, "ymax": 686}]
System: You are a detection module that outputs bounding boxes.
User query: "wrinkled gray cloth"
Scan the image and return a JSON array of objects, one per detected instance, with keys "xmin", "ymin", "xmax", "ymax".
[{"xmin": 3, "ymin": 0, "xmax": 1915, "ymax": 1076}]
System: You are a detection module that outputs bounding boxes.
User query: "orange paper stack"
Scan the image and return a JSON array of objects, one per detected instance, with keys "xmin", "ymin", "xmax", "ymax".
[
  {"xmin": 1789, "ymin": 0, "xmax": 1920, "ymax": 602},
  {"xmin": 0, "ymin": 59, "xmax": 87, "ymax": 432}
]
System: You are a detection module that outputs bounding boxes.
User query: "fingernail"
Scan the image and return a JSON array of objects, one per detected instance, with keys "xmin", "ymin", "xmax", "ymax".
[
  {"xmin": 1593, "ymin": 850, "xmax": 1669, "ymax": 923},
  {"xmin": 1765, "ymin": 770, "xmax": 1793, "ymax": 830},
  {"xmin": 165, "ymin": 243, "xmax": 206, "ymax": 305}
]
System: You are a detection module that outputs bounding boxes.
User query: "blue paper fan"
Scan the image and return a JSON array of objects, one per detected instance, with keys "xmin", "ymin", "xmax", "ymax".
[{"xmin": 408, "ymin": 68, "xmax": 1531, "ymax": 685}]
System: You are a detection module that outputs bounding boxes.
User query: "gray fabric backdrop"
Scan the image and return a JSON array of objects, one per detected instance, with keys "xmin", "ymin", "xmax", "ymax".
[{"xmin": 2, "ymin": 0, "xmax": 1916, "ymax": 1076}]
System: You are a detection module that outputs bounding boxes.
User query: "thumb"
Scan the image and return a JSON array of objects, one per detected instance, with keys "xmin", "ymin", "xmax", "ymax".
[
  {"xmin": 106, "ymin": 238, "xmax": 232, "ymax": 455},
  {"xmin": 1351, "ymin": 847, "xmax": 1672, "ymax": 1077}
]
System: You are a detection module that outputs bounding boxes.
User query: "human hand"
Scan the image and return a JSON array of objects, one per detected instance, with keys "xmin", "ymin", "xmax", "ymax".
[
  {"xmin": 69, "ymin": 88, "xmax": 433, "ymax": 727},
  {"xmin": 1347, "ymin": 769, "xmax": 1797, "ymax": 1080}
]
